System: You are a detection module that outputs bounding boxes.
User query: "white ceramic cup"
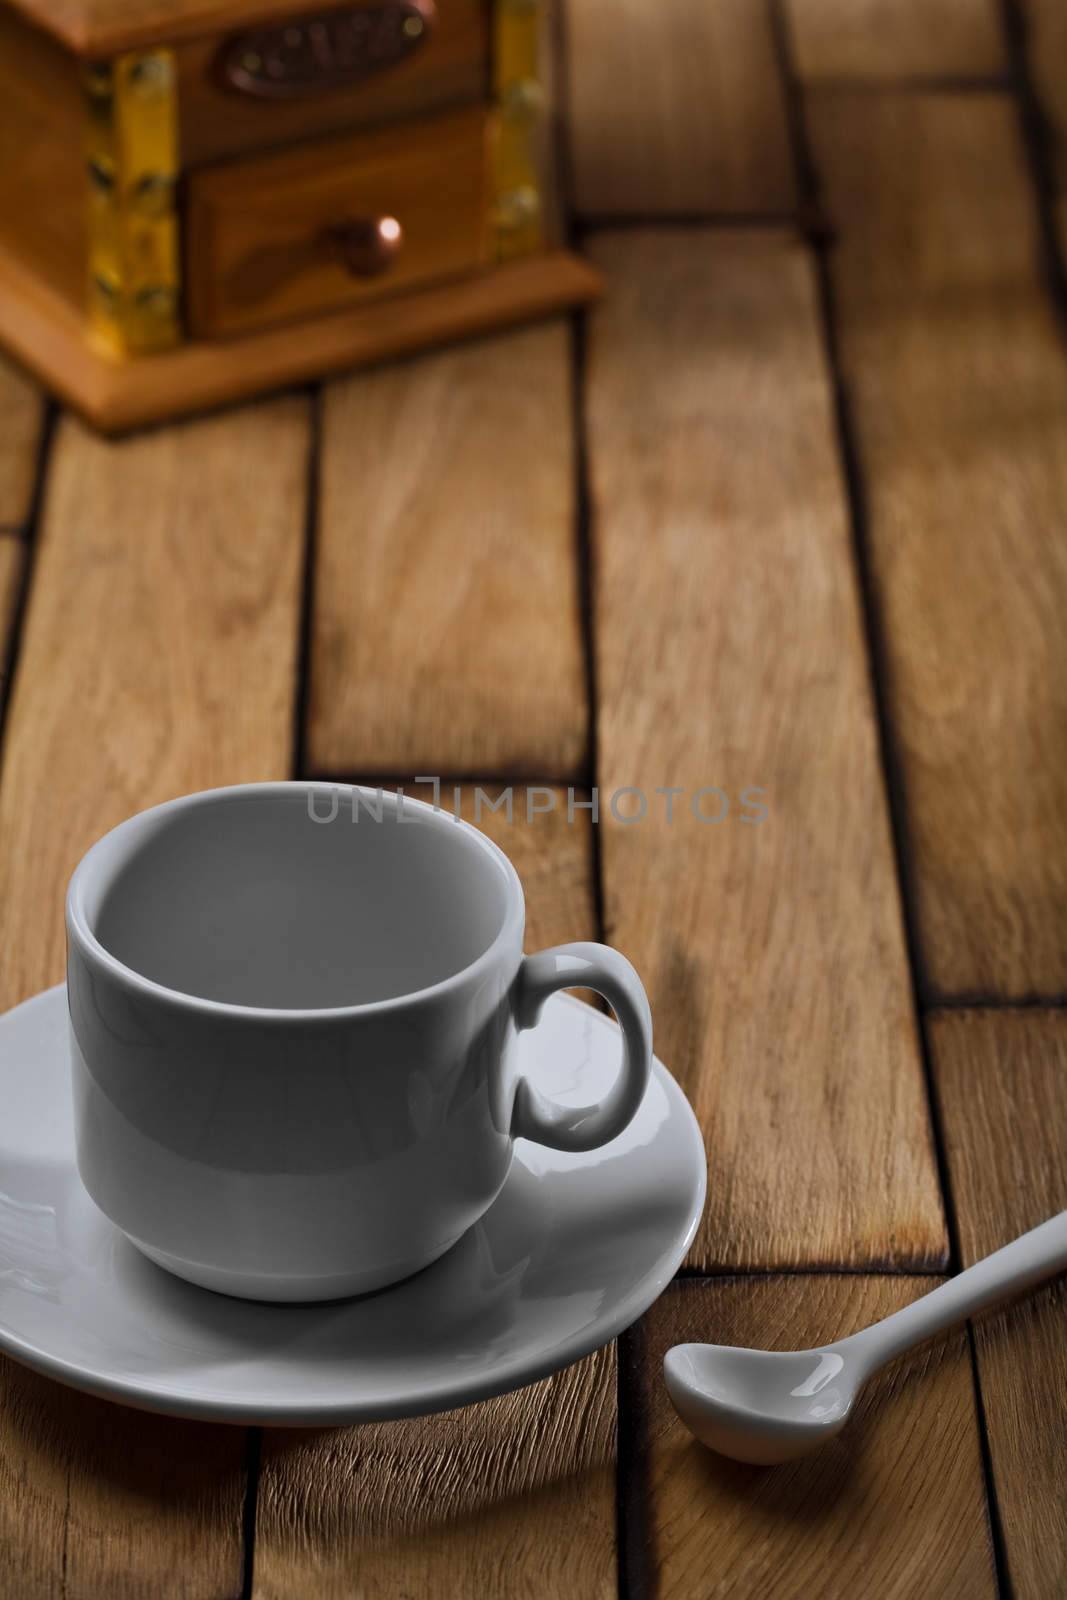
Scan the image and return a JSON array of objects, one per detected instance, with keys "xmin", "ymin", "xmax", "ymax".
[{"xmin": 66, "ymin": 782, "xmax": 653, "ymax": 1302}]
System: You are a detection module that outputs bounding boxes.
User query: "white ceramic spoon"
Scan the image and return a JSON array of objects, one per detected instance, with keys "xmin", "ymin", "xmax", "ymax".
[{"xmin": 664, "ymin": 1212, "xmax": 1067, "ymax": 1466}]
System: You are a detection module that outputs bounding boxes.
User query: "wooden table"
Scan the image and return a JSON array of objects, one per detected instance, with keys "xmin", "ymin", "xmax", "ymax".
[{"xmin": 1, "ymin": 1, "xmax": 1066, "ymax": 1595}]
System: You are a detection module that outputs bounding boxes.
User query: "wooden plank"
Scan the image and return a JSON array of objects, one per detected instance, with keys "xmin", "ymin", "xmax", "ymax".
[
  {"xmin": 0, "ymin": 396, "xmax": 310, "ymax": 1596},
  {"xmin": 256, "ymin": 1349, "xmax": 616, "ymax": 1600},
  {"xmin": 810, "ymin": 91, "xmax": 1067, "ymax": 999},
  {"xmin": 585, "ymin": 229, "xmax": 946, "ymax": 1270},
  {"xmin": 0, "ymin": 353, "xmax": 44, "ymax": 531},
  {"xmin": 786, "ymin": 0, "xmax": 1004, "ymax": 81},
  {"xmin": 0, "ymin": 398, "xmax": 309, "ymax": 1006},
  {"xmin": 408, "ymin": 783, "xmax": 598, "ymax": 956},
  {"xmin": 565, "ymin": 0, "xmax": 794, "ymax": 217},
  {"xmin": 0, "ymin": 534, "xmax": 24, "ymax": 688},
  {"xmin": 307, "ymin": 323, "xmax": 587, "ymax": 782},
  {"xmin": 255, "ymin": 786, "xmax": 618, "ymax": 1600},
  {"xmin": 0, "ymin": 1364, "xmax": 248, "ymax": 1600},
  {"xmin": 930, "ymin": 1009, "xmax": 1067, "ymax": 1600},
  {"xmin": 636, "ymin": 1276, "xmax": 996, "ymax": 1599}
]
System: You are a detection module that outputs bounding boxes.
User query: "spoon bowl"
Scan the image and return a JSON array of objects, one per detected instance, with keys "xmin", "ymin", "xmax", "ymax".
[
  {"xmin": 663, "ymin": 1343, "xmax": 858, "ymax": 1465},
  {"xmin": 664, "ymin": 1212, "xmax": 1067, "ymax": 1467}
]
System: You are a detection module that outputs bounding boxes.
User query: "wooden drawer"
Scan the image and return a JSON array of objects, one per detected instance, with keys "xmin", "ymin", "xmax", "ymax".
[
  {"xmin": 186, "ymin": 104, "xmax": 492, "ymax": 338},
  {"xmin": 177, "ymin": 0, "xmax": 489, "ymax": 168}
]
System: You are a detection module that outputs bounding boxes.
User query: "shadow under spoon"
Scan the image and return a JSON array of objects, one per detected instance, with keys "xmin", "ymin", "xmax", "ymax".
[{"xmin": 664, "ymin": 1211, "xmax": 1067, "ymax": 1466}]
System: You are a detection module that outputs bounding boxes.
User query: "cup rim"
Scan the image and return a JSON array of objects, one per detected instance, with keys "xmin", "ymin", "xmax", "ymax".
[{"xmin": 66, "ymin": 781, "xmax": 526, "ymax": 1022}]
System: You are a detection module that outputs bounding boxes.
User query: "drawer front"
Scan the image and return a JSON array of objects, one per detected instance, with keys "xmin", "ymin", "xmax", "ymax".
[
  {"xmin": 178, "ymin": 0, "xmax": 489, "ymax": 168},
  {"xmin": 186, "ymin": 105, "xmax": 492, "ymax": 338}
]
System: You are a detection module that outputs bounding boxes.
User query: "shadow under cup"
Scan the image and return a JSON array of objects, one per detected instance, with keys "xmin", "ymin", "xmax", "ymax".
[{"xmin": 66, "ymin": 784, "xmax": 528, "ymax": 1302}]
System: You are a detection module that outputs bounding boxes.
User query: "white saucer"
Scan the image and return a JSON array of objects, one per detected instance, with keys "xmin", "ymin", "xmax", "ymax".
[{"xmin": 0, "ymin": 985, "xmax": 706, "ymax": 1425}]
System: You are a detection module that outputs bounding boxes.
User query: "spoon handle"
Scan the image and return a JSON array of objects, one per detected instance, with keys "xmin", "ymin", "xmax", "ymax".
[{"xmin": 845, "ymin": 1212, "xmax": 1067, "ymax": 1369}]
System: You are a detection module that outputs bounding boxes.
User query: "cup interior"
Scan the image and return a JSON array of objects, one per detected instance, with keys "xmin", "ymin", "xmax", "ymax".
[{"xmin": 83, "ymin": 788, "xmax": 514, "ymax": 1009}]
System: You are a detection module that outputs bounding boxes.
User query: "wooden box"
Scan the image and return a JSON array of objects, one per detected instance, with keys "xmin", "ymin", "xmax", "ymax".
[{"xmin": 0, "ymin": 0, "xmax": 600, "ymax": 430}]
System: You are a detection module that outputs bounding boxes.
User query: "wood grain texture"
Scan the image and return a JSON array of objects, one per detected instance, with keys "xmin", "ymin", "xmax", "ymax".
[
  {"xmin": 786, "ymin": 0, "xmax": 1005, "ymax": 81},
  {"xmin": 395, "ymin": 783, "xmax": 598, "ymax": 953},
  {"xmin": 565, "ymin": 0, "xmax": 794, "ymax": 217},
  {"xmin": 929, "ymin": 1009, "xmax": 1067, "ymax": 1600},
  {"xmin": 0, "ymin": 239, "xmax": 601, "ymax": 434},
  {"xmin": 636, "ymin": 1277, "xmax": 996, "ymax": 1599},
  {"xmin": 0, "ymin": 536, "xmax": 25, "ymax": 690},
  {"xmin": 0, "ymin": 397, "xmax": 309, "ymax": 1009},
  {"xmin": 256, "ymin": 1347, "xmax": 616, "ymax": 1600},
  {"xmin": 399, "ymin": 780, "xmax": 598, "ymax": 1003},
  {"xmin": 0, "ymin": 356, "xmax": 44, "ymax": 533},
  {"xmin": 307, "ymin": 322, "xmax": 587, "ymax": 781},
  {"xmin": 255, "ymin": 788, "xmax": 617, "ymax": 1600},
  {"xmin": 811, "ymin": 91, "xmax": 1067, "ymax": 999},
  {"xmin": 585, "ymin": 230, "xmax": 946, "ymax": 1270},
  {"xmin": 186, "ymin": 107, "xmax": 492, "ymax": 339},
  {"xmin": 0, "ymin": 400, "xmax": 309, "ymax": 1595},
  {"xmin": 0, "ymin": 1364, "xmax": 247, "ymax": 1600}
]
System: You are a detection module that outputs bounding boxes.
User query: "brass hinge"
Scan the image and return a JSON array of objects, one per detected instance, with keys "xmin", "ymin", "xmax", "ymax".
[
  {"xmin": 492, "ymin": 0, "xmax": 543, "ymax": 260},
  {"xmin": 84, "ymin": 51, "xmax": 181, "ymax": 357}
]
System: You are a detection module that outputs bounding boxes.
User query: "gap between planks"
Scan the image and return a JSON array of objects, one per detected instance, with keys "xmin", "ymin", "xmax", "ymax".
[
  {"xmin": 803, "ymin": 88, "xmax": 1067, "ymax": 1002},
  {"xmin": 928, "ymin": 1009, "xmax": 1067, "ymax": 1599},
  {"xmin": 249, "ymin": 788, "xmax": 619, "ymax": 1600},
  {"xmin": 0, "ymin": 398, "xmax": 313, "ymax": 1600},
  {"xmin": 633, "ymin": 1275, "xmax": 997, "ymax": 1600},
  {"xmin": 771, "ymin": 1, "xmax": 968, "ymax": 1284},
  {"xmin": 783, "ymin": 0, "xmax": 1007, "ymax": 81},
  {"xmin": 776, "ymin": 44, "xmax": 1067, "ymax": 1588},
  {"xmin": 565, "ymin": 0, "xmax": 795, "ymax": 218},
  {"xmin": 0, "ymin": 353, "xmax": 47, "ymax": 535},
  {"xmin": 583, "ymin": 226, "xmax": 947, "ymax": 1274},
  {"xmin": 1005, "ymin": 0, "xmax": 1067, "ymax": 266}
]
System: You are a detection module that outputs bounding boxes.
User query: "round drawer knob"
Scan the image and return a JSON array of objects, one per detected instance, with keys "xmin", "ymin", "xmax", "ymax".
[{"xmin": 329, "ymin": 216, "xmax": 404, "ymax": 277}]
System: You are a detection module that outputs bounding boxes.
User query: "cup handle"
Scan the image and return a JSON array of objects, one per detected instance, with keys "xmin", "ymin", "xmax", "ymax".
[{"xmin": 511, "ymin": 942, "xmax": 653, "ymax": 1152}]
